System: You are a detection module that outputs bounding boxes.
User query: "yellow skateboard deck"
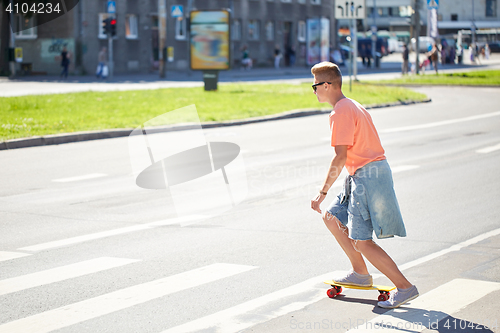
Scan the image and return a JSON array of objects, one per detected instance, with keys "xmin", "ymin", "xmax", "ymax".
[{"xmin": 324, "ymin": 280, "xmax": 395, "ymax": 301}]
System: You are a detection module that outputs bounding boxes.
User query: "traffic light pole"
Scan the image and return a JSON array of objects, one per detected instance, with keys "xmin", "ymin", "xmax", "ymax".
[{"xmin": 108, "ymin": 34, "xmax": 113, "ymax": 79}]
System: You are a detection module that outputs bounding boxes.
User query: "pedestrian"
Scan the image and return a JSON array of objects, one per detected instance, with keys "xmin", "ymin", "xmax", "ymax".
[
  {"xmin": 402, "ymin": 44, "xmax": 409, "ymax": 75},
  {"xmin": 241, "ymin": 45, "xmax": 253, "ymax": 70},
  {"xmin": 60, "ymin": 46, "xmax": 70, "ymax": 79},
  {"xmin": 310, "ymin": 61, "xmax": 419, "ymax": 309},
  {"xmin": 484, "ymin": 44, "xmax": 490, "ymax": 60},
  {"xmin": 96, "ymin": 47, "xmax": 108, "ymax": 79},
  {"xmin": 274, "ymin": 44, "xmax": 281, "ymax": 69},
  {"xmin": 288, "ymin": 46, "xmax": 296, "ymax": 67},
  {"xmin": 429, "ymin": 43, "xmax": 439, "ymax": 74}
]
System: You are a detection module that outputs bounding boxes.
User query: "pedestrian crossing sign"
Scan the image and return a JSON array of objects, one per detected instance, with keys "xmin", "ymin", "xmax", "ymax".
[
  {"xmin": 427, "ymin": 0, "xmax": 439, "ymax": 9},
  {"xmin": 171, "ymin": 5, "xmax": 183, "ymax": 18}
]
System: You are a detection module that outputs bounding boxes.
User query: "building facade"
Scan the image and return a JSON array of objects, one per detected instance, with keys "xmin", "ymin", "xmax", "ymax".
[{"xmin": 1, "ymin": 0, "xmax": 339, "ymax": 76}]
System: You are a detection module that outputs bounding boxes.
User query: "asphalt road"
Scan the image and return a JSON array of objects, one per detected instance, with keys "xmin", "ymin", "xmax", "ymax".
[{"xmin": 0, "ymin": 86, "xmax": 499, "ymax": 333}]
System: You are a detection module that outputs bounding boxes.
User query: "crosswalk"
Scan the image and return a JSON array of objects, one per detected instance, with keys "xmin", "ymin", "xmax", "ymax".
[{"xmin": 1, "ymin": 228, "xmax": 499, "ymax": 333}]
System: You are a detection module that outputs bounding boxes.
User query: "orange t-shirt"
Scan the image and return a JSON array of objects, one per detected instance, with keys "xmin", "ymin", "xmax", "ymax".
[{"xmin": 329, "ymin": 98, "xmax": 386, "ymax": 175}]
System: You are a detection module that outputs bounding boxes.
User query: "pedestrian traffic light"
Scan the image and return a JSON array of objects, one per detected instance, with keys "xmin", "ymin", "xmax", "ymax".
[
  {"xmin": 102, "ymin": 18, "xmax": 110, "ymax": 35},
  {"xmin": 110, "ymin": 18, "xmax": 117, "ymax": 37}
]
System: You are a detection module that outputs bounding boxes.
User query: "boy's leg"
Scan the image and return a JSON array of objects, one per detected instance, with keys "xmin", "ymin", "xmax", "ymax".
[
  {"xmin": 355, "ymin": 240, "xmax": 412, "ymax": 289},
  {"xmin": 322, "ymin": 211, "xmax": 369, "ymax": 275}
]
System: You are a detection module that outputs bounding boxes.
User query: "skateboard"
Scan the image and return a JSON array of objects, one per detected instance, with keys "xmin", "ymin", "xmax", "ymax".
[{"xmin": 324, "ymin": 280, "xmax": 395, "ymax": 301}]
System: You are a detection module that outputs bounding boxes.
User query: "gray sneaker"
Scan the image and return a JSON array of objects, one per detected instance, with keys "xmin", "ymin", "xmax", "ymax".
[
  {"xmin": 333, "ymin": 271, "xmax": 373, "ymax": 287},
  {"xmin": 378, "ymin": 285, "xmax": 419, "ymax": 309}
]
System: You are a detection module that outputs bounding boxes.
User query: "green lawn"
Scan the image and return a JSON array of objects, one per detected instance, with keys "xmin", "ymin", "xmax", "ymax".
[
  {"xmin": 0, "ymin": 82, "xmax": 427, "ymax": 141},
  {"xmin": 371, "ymin": 70, "xmax": 500, "ymax": 86}
]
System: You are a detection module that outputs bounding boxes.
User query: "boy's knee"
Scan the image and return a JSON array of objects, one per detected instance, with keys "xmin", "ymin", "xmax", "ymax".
[{"xmin": 353, "ymin": 239, "xmax": 376, "ymax": 253}]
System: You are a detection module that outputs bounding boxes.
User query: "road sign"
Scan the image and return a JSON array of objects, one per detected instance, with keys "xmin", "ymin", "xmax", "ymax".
[
  {"xmin": 335, "ymin": 0, "xmax": 366, "ymax": 19},
  {"xmin": 171, "ymin": 5, "xmax": 184, "ymax": 18},
  {"xmin": 15, "ymin": 47, "xmax": 23, "ymax": 62},
  {"xmin": 107, "ymin": 1, "xmax": 116, "ymax": 14},
  {"xmin": 427, "ymin": 0, "xmax": 439, "ymax": 9}
]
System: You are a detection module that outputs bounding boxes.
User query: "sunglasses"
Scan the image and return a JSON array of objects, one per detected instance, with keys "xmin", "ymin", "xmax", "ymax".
[{"xmin": 312, "ymin": 82, "xmax": 331, "ymax": 92}]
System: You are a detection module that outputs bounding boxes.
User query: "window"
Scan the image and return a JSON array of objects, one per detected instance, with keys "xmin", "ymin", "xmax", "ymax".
[
  {"xmin": 98, "ymin": 13, "xmax": 112, "ymax": 38},
  {"xmin": 451, "ymin": 14, "xmax": 458, "ymax": 21},
  {"xmin": 14, "ymin": 14, "xmax": 37, "ymax": 39},
  {"xmin": 265, "ymin": 21, "xmax": 274, "ymax": 41},
  {"xmin": 248, "ymin": 20, "xmax": 260, "ymax": 40},
  {"xmin": 175, "ymin": 16, "xmax": 186, "ymax": 40},
  {"xmin": 298, "ymin": 20, "xmax": 306, "ymax": 42},
  {"xmin": 486, "ymin": 0, "xmax": 497, "ymax": 17},
  {"xmin": 232, "ymin": 19, "xmax": 241, "ymax": 40},
  {"xmin": 298, "ymin": 0, "xmax": 306, "ymax": 3},
  {"xmin": 126, "ymin": 14, "xmax": 138, "ymax": 39},
  {"xmin": 399, "ymin": 6, "xmax": 412, "ymax": 17},
  {"xmin": 311, "ymin": 0, "xmax": 321, "ymax": 4}
]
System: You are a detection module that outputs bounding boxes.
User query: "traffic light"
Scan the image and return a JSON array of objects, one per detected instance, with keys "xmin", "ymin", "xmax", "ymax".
[
  {"xmin": 102, "ymin": 18, "xmax": 110, "ymax": 35},
  {"xmin": 110, "ymin": 18, "xmax": 117, "ymax": 37}
]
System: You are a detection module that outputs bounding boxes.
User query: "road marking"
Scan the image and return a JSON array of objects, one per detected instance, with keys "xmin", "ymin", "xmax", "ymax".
[
  {"xmin": 52, "ymin": 173, "xmax": 107, "ymax": 183},
  {"xmin": 398, "ymin": 227, "xmax": 500, "ymax": 271},
  {"xmin": 347, "ymin": 279, "xmax": 500, "ymax": 332},
  {"xmin": 17, "ymin": 216, "xmax": 204, "ymax": 252},
  {"xmin": 161, "ymin": 271, "xmax": 342, "ymax": 333},
  {"xmin": 380, "ymin": 110, "xmax": 500, "ymax": 133},
  {"xmin": 161, "ymin": 227, "xmax": 500, "ymax": 332},
  {"xmin": 0, "ymin": 251, "xmax": 31, "ymax": 262},
  {"xmin": 0, "ymin": 263, "xmax": 256, "ymax": 333},
  {"xmin": 17, "ymin": 225, "xmax": 153, "ymax": 252},
  {"xmin": 0, "ymin": 257, "xmax": 139, "ymax": 296},
  {"xmin": 476, "ymin": 142, "xmax": 500, "ymax": 154}
]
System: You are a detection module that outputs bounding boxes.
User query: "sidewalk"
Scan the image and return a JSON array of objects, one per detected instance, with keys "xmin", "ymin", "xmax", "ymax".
[{"xmin": 0, "ymin": 53, "xmax": 499, "ymax": 95}]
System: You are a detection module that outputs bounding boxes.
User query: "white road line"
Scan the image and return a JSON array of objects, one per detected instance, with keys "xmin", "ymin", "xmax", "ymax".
[
  {"xmin": 380, "ymin": 110, "xmax": 500, "ymax": 133},
  {"xmin": 398, "ymin": 227, "xmax": 500, "ymax": 271},
  {"xmin": 52, "ymin": 173, "xmax": 107, "ymax": 183},
  {"xmin": 348, "ymin": 279, "xmax": 500, "ymax": 332},
  {"xmin": 476, "ymin": 142, "xmax": 500, "ymax": 154},
  {"xmin": 17, "ymin": 216, "xmax": 204, "ymax": 252},
  {"xmin": 0, "ymin": 263, "xmax": 256, "ymax": 333},
  {"xmin": 17, "ymin": 225, "xmax": 153, "ymax": 252},
  {"xmin": 0, "ymin": 257, "xmax": 139, "ymax": 296},
  {"xmin": 161, "ymin": 227, "xmax": 500, "ymax": 333},
  {"xmin": 161, "ymin": 271, "xmax": 343, "ymax": 333},
  {"xmin": 0, "ymin": 251, "xmax": 31, "ymax": 262}
]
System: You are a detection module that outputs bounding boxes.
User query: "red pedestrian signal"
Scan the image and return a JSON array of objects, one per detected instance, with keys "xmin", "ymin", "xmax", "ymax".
[{"xmin": 110, "ymin": 18, "xmax": 117, "ymax": 36}]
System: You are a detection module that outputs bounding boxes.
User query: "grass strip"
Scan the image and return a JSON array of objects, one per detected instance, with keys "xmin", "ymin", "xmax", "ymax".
[
  {"xmin": 370, "ymin": 70, "xmax": 500, "ymax": 86},
  {"xmin": 0, "ymin": 82, "xmax": 427, "ymax": 141}
]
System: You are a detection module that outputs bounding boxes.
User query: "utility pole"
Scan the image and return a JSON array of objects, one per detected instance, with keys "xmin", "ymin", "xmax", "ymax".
[
  {"xmin": 415, "ymin": 0, "xmax": 420, "ymax": 74},
  {"xmin": 9, "ymin": 0, "xmax": 16, "ymax": 77},
  {"xmin": 471, "ymin": 0, "xmax": 476, "ymax": 60},
  {"xmin": 158, "ymin": 0, "xmax": 167, "ymax": 78},
  {"xmin": 371, "ymin": 0, "xmax": 377, "ymax": 68}
]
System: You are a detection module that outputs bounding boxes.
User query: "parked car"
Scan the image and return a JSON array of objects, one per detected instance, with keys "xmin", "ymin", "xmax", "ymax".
[{"xmin": 488, "ymin": 42, "xmax": 500, "ymax": 53}]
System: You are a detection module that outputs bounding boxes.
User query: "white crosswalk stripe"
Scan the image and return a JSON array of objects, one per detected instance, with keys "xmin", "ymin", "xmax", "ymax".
[
  {"xmin": 347, "ymin": 279, "xmax": 500, "ymax": 332},
  {"xmin": 0, "ymin": 263, "xmax": 256, "ymax": 333},
  {"xmin": 0, "ymin": 257, "xmax": 139, "ymax": 296},
  {"xmin": 0, "ymin": 251, "xmax": 31, "ymax": 262}
]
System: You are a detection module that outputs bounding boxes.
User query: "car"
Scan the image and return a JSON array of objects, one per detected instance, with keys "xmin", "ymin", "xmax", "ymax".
[{"xmin": 488, "ymin": 42, "xmax": 500, "ymax": 53}]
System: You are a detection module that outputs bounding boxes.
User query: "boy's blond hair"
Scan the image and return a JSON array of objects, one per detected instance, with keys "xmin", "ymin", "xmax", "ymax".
[{"xmin": 311, "ymin": 62, "xmax": 342, "ymax": 89}]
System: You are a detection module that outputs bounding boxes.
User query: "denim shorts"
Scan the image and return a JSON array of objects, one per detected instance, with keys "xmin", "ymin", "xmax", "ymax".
[
  {"xmin": 325, "ymin": 159, "xmax": 406, "ymax": 240},
  {"xmin": 326, "ymin": 176, "xmax": 374, "ymax": 241}
]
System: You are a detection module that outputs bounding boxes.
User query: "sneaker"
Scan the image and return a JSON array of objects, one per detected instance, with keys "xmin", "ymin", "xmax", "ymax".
[
  {"xmin": 333, "ymin": 271, "xmax": 373, "ymax": 287},
  {"xmin": 378, "ymin": 285, "xmax": 419, "ymax": 309}
]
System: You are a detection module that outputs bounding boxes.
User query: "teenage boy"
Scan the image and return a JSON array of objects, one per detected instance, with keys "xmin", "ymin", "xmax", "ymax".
[{"xmin": 309, "ymin": 61, "xmax": 419, "ymax": 308}]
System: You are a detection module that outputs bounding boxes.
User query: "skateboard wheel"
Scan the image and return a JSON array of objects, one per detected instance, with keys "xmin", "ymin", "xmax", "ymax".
[
  {"xmin": 378, "ymin": 294, "xmax": 389, "ymax": 302},
  {"xmin": 334, "ymin": 286, "xmax": 342, "ymax": 294},
  {"xmin": 327, "ymin": 288, "xmax": 337, "ymax": 298}
]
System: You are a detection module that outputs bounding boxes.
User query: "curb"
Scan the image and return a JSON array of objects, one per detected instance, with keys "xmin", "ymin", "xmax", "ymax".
[{"xmin": 0, "ymin": 98, "xmax": 432, "ymax": 151}]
